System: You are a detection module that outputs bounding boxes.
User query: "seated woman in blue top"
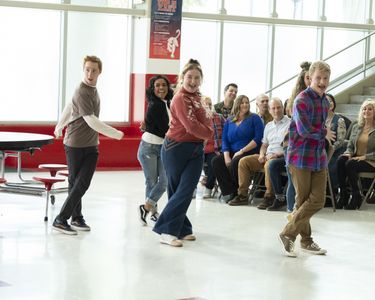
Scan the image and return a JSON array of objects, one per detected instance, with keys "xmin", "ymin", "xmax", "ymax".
[{"xmin": 212, "ymin": 95, "xmax": 264, "ymax": 202}]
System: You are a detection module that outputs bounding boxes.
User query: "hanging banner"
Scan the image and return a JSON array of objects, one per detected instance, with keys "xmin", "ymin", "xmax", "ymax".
[{"xmin": 149, "ymin": 0, "xmax": 182, "ymax": 60}]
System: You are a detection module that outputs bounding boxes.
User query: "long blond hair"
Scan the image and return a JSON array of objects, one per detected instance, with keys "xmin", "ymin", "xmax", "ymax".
[{"xmin": 358, "ymin": 99, "xmax": 375, "ymax": 126}]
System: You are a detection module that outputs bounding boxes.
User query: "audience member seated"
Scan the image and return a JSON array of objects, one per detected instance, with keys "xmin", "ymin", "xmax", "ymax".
[
  {"xmin": 337, "ymin": 99, "xmax": 375, "ymax": 209},
  {"xmin": 228, "ymin": 98, "xmax": 290, "ymax": 208},
  {"xmin": 214, "ymin": 83, "xmax": 238, "ymax": 119},
  {"xmin": 201, "ymin": 96, "xmax": 225, "ymax": 198},
  {"xmin": 212, "ymin": 95, "xmax": 264, "ymax": 202},
  {"xmin": 252, "ymin": 93, "xmax": 273, "ymax": 198},
  {"xmin": 256, "ymin": 93, "xmax": 273, "ymax": 125},
  {"xmin": 325, "ymin": 93, "xmax": 349, "ymax": 205}
]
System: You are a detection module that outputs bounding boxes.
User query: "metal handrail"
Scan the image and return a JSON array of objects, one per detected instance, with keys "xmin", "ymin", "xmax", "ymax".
[{"xmin": 255, "ymin": 30, "xmax": 375, "ymax": 102}]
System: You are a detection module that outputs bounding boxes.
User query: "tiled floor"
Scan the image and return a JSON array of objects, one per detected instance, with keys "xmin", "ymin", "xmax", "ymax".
[{"xmin": 1, "ymin": 170, "xmax": 375, "ymax": 300}]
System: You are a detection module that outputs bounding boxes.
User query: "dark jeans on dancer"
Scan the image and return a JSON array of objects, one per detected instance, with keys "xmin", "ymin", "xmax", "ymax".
[
  {"xmin": 57, "ymin": 145, "xmax": 98, "ymax": 221},
  {"xmin": 153, "ymin": 139, "xmax": 204, "ymax": 238}
]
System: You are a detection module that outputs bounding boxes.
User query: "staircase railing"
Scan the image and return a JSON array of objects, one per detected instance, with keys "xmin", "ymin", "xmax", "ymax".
[{"xmin": 256, "ymin": 30, "xmax": 375, "ymax": 102}]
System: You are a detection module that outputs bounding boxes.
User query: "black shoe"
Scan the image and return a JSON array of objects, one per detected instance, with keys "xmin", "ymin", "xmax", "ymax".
[
  {"xmin": 267, "ymin": 198, "xmax": 286, "ymax": 211},
  {"xmin": 150, "ymin": 211, "xmax": 159, "ymax": 223},
  {"xmin": 139, "ymin": 204, "xmax": 149, "ymax": 226},
  {"xmin": 336, "ymin": 192, "xmax": 349, "ymax": 209},
  {"xmin": 52, "ymin": 218, "xmax": 77, "ymax": 235},
  {"xmin": 71, "ymin": 217, "xmax": 91, "ymax": 231},
  {"xmin": 345, "ymin": 192, "xmax": 362, "ymax": 210}
]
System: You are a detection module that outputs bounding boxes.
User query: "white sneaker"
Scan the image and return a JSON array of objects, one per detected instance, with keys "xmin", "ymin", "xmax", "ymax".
[
  {"xmin": 203, "ymin": 188, "xmax": 212, "ymax": 199},
  {"xmin": 301, "ymin": 242, "xmax": 327, "ymax": 255},
  {"xmin": 160, "ymin": 234, "xmax": 183, "ymax": 247},
  {"xmin": 182, "ymin": 234, "xmax": 196, "ymax": 241}
]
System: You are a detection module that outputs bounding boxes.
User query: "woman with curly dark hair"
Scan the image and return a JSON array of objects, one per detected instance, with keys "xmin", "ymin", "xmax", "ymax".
[{"xmin": 138, "ymin": 75, "xmax": 174, "ymax": 226}]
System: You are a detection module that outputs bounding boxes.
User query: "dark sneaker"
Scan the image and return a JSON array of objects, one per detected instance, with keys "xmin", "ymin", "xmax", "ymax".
[
  {"xmin": 52, "ymin": 218, "xmax": 77, "ymax": 235},
  {"xmin": 228, "ymin": 194, "xmax": 248, "ymax": 206},
  {"xmin": 257, "ymin": 196, "xmax": 274, "ymax": 210},
  {"xmin": 150, "ymin": 211, "xmax": 159, "ymax": 223},
  {"xmin": 278, "ymin": 233, "xmax": 297, "ymax": 257},
  {"xmin": 139, "ymin": 204, "xmax": 149, "ymax": 226},
  {"xmin": 301, "ymin": 242, "xmax": 327, "ymax": 255},
  {"xmin": 71, "ymin": 217, "xmax": 91, "ymax": 231},
  {"xmin": 267, "ymin": 198, "xmax": 286, "ymax": 211}
]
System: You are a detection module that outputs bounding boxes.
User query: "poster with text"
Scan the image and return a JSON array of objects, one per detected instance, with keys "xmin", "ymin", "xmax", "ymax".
[{"xmin": 149, "ymin": 0, "xmax": 182, "ymax": 60}]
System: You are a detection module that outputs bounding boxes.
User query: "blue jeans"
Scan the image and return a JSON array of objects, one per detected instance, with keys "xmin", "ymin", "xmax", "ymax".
[
  {"xmin": 153, "ymin": 138, "xmax": 204, "ymax": 238},
  {"xmin": 268, "ymin": 157, "xmax": 286, "ymax": 195},
  {"xmin": 284, "ymin": 149, "xmax": 296, "ymax": 212},
  {"xmin": 137, "ymin": 140, "xmax": 167, "ymax": 208}
]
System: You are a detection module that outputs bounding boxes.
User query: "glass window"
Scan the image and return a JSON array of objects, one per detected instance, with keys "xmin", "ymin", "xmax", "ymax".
[
  {"xmin": 71, "ymin": 0, "xmax": 131, "ymax": 8},
  {"xmin": 225, "ymin": 0, "xmax": 270, "ymax": 17},
  {"xmin": 8, "ymin": 0, "xmax": 60, "ymax": 2},
  {"xmin": 66, "ymin": 11, "xmax": 130, "ymax": 122},
  {"xmin": 182, "ymin": 0, "xmax": 220, "ymax": 13},
  {"xmin": 370, "ymin": 34, "xmax": 375, "ymax": 61},
  {"xmin": 323, "ymin": 29, "xmax": 364, "ymax": 79},
  {"xmin": 221, "ymin": 22, "xmax": 269, "ymax": 109},
  {"xmin": 180, "ymin": 19, "xmax": 220, "ymax": 102},
  {"xmin": 325, "ymin": 0, "xmax": 366, "ymax": 24},
  {"xmin": 276, "ymin": 0, "xmax": 319, "ymax": 21},
  {"xmin": 273, "ymin": 25, "xmax": 317, "ymax": 100},
  {"xmin": 0, "ymin": 7, "xmax": 60, "ymax": 122}
]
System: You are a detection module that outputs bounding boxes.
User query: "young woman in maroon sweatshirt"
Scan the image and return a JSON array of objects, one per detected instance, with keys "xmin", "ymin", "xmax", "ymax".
[{"xmin": 153, "ymin": 59, "xmax": 213, "ymax": 247}]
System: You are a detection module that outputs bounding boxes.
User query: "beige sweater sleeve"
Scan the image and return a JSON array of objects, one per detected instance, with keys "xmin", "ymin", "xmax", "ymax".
[
  {"xmin": 54, "ymin": 102, "xmax": 72, "ymax": 138},
  {"xmin": 83, "ymin": 115, "xmax": 123, "ymax": 140}
]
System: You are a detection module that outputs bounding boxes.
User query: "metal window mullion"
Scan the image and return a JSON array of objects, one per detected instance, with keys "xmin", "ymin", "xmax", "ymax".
[
  {"xmin": 216, "ymin": 0, "xmax": 225, "ymax": 104},
  {"xmin": 267, "ymin": 24, "xmax": 276, "ymax": 98},
  {"xmin": 58, "ymin": 0, "xmax": 69, "ymax": 118}
]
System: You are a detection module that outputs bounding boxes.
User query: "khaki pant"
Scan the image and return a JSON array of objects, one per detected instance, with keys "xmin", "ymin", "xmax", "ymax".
[
  {"xmin": 237, "ymin": 154, "xmax": 274, "ymax": 197},
  {"xmin": 281, "ymin": 165, "xmax": 327, "ymax": 246}
]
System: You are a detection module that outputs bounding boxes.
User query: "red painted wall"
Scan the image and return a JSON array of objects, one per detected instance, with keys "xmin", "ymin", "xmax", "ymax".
[
  {"xmin": 0, "ymin": 124, "xmax": 142, "ymax": 170},
  {"xmin": 1, "ymin": 73, "xmax": 177, "ymax": 171}
]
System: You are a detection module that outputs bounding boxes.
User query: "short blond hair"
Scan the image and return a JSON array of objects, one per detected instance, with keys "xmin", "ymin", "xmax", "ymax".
[{"xmin": 309, "ymin": 60, "xmax": 330, "ymax": 76}]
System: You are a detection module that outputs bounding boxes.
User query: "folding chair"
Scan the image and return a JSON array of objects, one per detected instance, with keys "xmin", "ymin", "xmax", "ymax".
[
  {"xmin": 357, "ymin": 172, "xmax": 375, "ymax": 209},
  {"xmin": 248, "ymin": 169, "xmax": 265, "ymax": 203}
]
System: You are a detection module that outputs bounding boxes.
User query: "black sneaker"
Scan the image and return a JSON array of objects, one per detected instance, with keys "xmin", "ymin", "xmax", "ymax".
[
  {"xmin": 52, "ymin": 218, "xmax": 77, "ymax": 235},
  {"xmin": 71, "ymin": 217, "xmax": 91, "ymax": 231},
  {"xmin": 139, "ymin": 204, "xmax": 149, "ymax": 226},
  {"xmin": 150, "ymin": 211, "xmax": 159, "ymax": 223}
]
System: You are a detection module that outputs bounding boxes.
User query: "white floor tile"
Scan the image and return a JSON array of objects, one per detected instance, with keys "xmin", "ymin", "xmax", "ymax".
[{"xmin": 0, "ymin": 171, "xmax": 375, "ymax": 300}]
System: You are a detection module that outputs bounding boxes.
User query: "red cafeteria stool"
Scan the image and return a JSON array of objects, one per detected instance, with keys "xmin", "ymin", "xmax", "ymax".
[
  {"xmin": 32, "ymin": 176, "xmax": 65, "ymax": 222},
  {"xmin": 38, "ymin": 164, "xmax": 68, "ymax": 177},
  {"xmin": 57, "ymin": 170, "xmax": 69, "ymax": 177}
]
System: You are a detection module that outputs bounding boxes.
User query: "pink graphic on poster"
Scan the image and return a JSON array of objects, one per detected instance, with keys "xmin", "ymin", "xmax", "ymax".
[{"xmin": 149, "ymin": 0, "xmax": 182, "ymax": 60}]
